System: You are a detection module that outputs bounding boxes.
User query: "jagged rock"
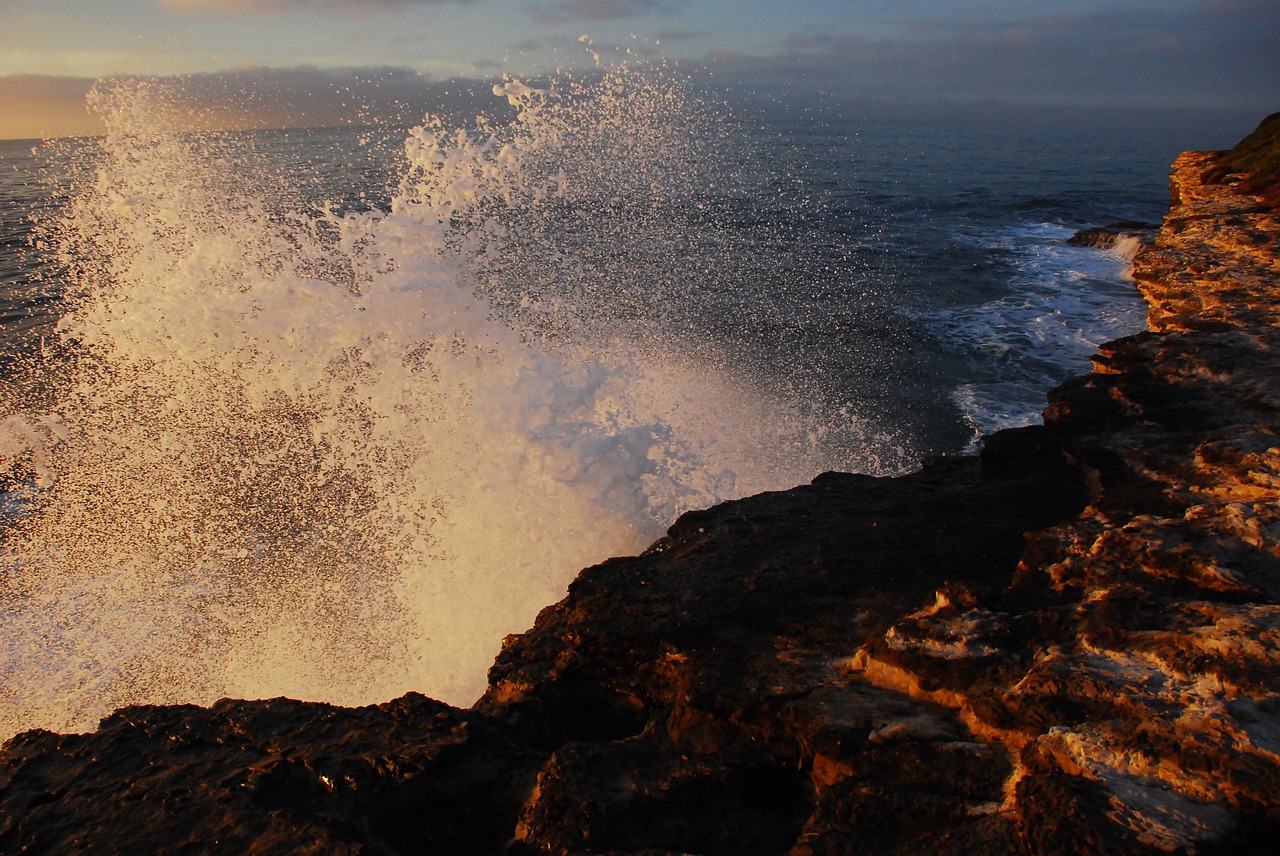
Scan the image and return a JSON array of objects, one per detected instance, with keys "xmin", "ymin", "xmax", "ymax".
[
  {"xmin": 4, "ymin": 121, "xmax": 1280, "ymax": 854},
  {"xmin": 1067, "ymin": 222, "xmax": 1159, "ymax": 250},
  {"xmin": 0, "ymin": 694, "xmax": 543, "ymax": 854}
]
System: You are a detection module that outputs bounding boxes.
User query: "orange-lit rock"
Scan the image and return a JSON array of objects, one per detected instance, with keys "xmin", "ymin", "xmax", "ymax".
[{"xmin": 4, "ymin": 119, "xmax": 1280, "ymax": 854}]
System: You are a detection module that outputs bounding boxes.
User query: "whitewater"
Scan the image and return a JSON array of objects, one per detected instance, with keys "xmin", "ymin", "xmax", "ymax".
[
  {"xmin": 0, "ymin": 67, "xmax": 894, "ymax": 735},
  {"xmin": 0, "ymin": 63, "xmax": 1163, "ymax": 738}
]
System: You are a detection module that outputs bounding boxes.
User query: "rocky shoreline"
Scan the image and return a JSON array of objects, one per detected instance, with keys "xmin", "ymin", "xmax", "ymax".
[{"xmin": 3, "ymin": 122, "xmax": 1279, "ymax": 853}]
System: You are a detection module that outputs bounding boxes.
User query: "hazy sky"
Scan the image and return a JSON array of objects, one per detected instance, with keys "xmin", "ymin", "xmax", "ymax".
[{"xmin": 1, "ymin": 0, "xmax": 1276, "ymax": 139}]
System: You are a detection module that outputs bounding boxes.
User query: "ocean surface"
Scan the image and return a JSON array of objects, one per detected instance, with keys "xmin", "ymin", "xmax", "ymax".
[{"xmin": 0, "ymin": 70, "xmax": 1172, "ymax": 737}]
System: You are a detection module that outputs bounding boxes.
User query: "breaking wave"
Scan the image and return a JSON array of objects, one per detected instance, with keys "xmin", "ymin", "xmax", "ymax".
[{"xmin": 0, "ymin": 63, "xmax": 904, "ymax": 735}]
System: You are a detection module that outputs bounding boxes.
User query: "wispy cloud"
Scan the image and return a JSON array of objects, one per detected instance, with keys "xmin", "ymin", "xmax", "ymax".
[
  {"xmin": 161, "ymin": 0, "xmax": 477, "ymax": 14},
  {"xmin": 530, "ymin": 0, "xmax": 683, "ymax": 26},
  {"xmin": 654, "ymin": 28, "xmax": 707, "ymax": 43}
]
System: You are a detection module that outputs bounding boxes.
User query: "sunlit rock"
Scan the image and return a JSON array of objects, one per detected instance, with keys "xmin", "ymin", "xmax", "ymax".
[{"xmin": 5, "ymin": 116, "xmax": 1280, "ymax": 854}]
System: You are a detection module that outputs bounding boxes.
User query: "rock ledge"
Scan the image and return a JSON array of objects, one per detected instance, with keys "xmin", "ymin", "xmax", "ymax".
[{"xmin": 3, "ymin": 127, "xmax": 1280, "ymax": 854}]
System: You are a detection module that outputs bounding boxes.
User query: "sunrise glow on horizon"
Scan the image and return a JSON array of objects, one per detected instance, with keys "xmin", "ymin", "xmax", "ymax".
[{"xmin": 1, "ymin": 0, "xmax": 1277, "ymax": 140}]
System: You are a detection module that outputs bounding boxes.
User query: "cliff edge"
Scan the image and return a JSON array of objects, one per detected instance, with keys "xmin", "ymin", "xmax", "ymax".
[{"xmin": 2, "ymin": 118, "xmax": 1279, "ymax": 854}]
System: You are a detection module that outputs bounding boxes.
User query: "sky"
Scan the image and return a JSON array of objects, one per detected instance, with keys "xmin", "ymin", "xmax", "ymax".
[{"xmin": 0, "ymin": 0, "xmax": 1276, "ymax": 140}]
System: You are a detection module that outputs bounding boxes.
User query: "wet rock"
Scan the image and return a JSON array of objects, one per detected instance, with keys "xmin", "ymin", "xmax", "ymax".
[
  {"xmin": 5, "ymin": 131, "xmax": 1280, "ymax": 853},
  {"xmin": 1067, "ymin": 221, "xmax": 1159, "ymax": 250},
  {"xmin": 850, "ymin": 145, "xmax": 1280, "ymax": 853},
  {"xmin": 0, "ymin": 695, "xmax": 543, "ymax": 855}
]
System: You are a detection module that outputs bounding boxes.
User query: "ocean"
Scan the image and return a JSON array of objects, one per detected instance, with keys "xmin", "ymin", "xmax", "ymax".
[{"xmin": 0, "ymin": 69, "xmax": 1172, "ymax": 737}]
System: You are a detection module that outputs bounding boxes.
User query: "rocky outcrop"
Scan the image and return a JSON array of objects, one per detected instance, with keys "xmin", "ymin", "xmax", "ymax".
[
  {"xmin": 3, "ymin": 127, "xmax": 1280, "ymax": 854},
  {"xmin": 1066, "ymin": 221, "xmax": 1159, "ymax": 250}
]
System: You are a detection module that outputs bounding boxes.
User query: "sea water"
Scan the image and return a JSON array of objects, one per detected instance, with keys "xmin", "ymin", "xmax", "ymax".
[{"xmin": 0, "ymin": 67, "xmax": 1169, "ymax": 737}]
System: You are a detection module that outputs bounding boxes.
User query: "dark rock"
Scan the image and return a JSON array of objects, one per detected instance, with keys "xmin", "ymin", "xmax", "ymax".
[
  {"xmin": 0, "ymin": 695, "xmax": 543, "ymax": 855},
  {"xmin": 5, "ymin": 130, "xmax": 1280, "ymax": 854},
  {"xmin": 1067, "ymin": 221, "xmax": 1159, "ymax": 249}
]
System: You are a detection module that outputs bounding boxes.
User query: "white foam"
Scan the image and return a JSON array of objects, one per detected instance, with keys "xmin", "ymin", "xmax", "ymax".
[
  {"xmin": 0, "ymin": 69, "xmax": 891, "ymax": 736},
  {"xmin": 925, "ymin": 222, "xmax": 1147, "ymax": 435},
  {"xmin": 1111, "ymin": 233, "xmax": 1143, "ymax": 262}
]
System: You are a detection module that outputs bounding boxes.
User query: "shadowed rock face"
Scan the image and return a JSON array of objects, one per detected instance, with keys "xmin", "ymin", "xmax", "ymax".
[{"xmin": 4, "ymin": 125, "xmax": 1280, "ymax": 853}]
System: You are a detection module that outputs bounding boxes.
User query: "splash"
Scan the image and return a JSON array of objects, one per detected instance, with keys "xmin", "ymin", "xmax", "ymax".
[{"xmin": 1, "ymin": 65, "xmax": 901, "ymax": 736}]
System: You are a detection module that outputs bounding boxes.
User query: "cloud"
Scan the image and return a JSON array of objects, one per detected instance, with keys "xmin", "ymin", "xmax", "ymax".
[
  {"xmin": 1200, "ymin": 0, "xmax": 1274, "ymax": 14},
  {"xmin": 711, "ymin": 1, "xmax": 1278, "ymax": 114},
  {"xmin": 151, "ymin": 65, "xmax": 507, "ymax": 128},
  {"xmin": 680, "ymin": 1, "xmax": 1275, "ymax": 143},
  {"xmin": 510, "ymin": 39, "xmax": 550, "ymax": 54},
  {"xmin": 0, "ymin": 66, "xmax": 519, "ymax": 139},
  {"xmin": 161, "ymin": 0, "xmax": 476, "ymax": 14},
  {"xmin": 160, "ymin": 0, "xmax": 279, "ymax": 12},
  {"xmin": 530, "ymin": 0, "xmax": 683, "ymax": 26},
  {"xmin": 0, "ymin": 75, "xmax": 100, "ymax": 140},
  {"xmin": 654, "ymin": 29, "xmax": 707, "ymax": 43}
]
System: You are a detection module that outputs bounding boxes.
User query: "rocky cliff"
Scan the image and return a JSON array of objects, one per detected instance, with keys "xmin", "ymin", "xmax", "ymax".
[{"xmin": 3, "ymin": 119, "xmax": 1279, "ymax": 855}]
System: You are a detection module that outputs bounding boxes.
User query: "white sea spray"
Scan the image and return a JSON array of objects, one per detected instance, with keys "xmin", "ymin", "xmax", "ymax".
[{"xmin": 0, "ymin": 65, "xmax": 897, "ymax": 736}]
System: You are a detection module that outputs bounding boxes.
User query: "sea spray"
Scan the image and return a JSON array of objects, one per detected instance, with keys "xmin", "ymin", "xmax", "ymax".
[{"xmin": 0, "ymin": 65, "xmax": 904, "ymax": 736}]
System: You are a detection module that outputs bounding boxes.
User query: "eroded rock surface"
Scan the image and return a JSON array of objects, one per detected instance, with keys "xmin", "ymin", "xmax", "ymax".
[
  {"xmin": 4, "ymin": 130, "xmax": 1280, "ymax": 853},
  {"xmin": 852, "ymin": 144, "xmax": 1280, "ymax": 853}
]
